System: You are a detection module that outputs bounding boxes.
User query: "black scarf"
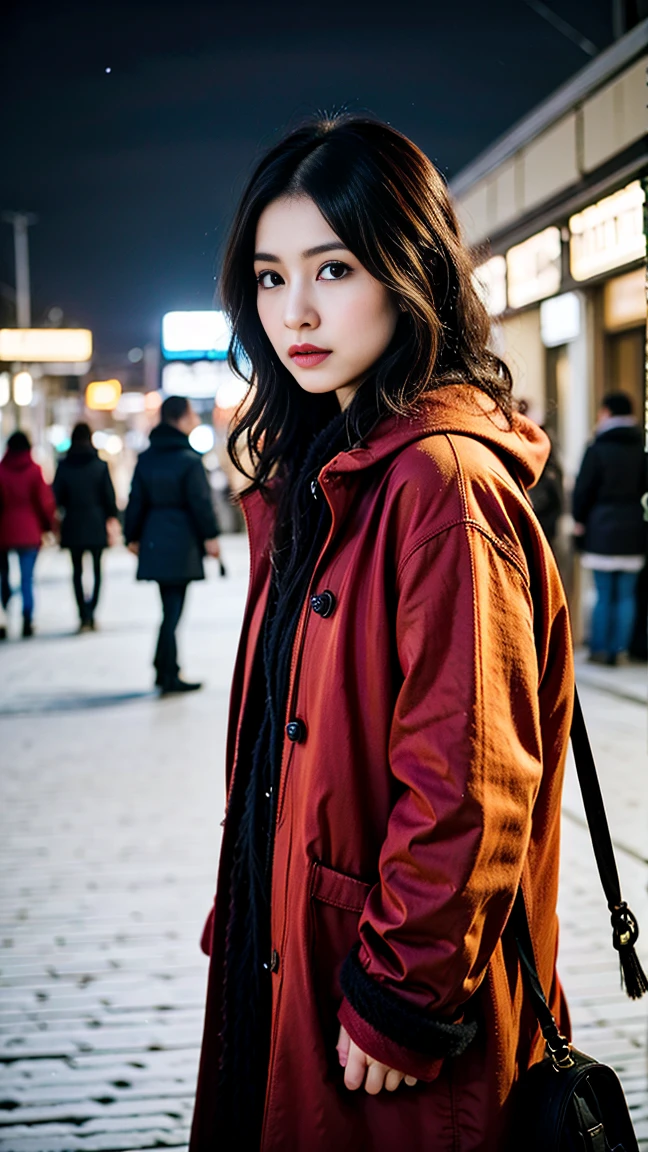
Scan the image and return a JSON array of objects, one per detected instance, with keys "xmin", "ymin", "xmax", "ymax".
[{"xmin": 216, "ymin": 410, "xmax": 352, "ymax": 1147}]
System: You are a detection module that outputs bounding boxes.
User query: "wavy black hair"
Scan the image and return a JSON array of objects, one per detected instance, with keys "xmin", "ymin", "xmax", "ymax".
[{"xmin": 221, "ymin": 113, "xmax": 513, "ymax": 491}]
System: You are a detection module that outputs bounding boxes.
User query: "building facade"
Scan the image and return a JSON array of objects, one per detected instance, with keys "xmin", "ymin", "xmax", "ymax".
[
  {"xmin": 451, "ymin": 21, "xmax": 647, "ymax": 487},
  {"xmin": 450, "ymin": 21, "xmax": 647, "ymax": 640}
]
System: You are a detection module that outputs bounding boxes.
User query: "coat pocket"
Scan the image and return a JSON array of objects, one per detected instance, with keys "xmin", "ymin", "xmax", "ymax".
[
  {"xmin": 308, "ymin": 861, "xmax": 373, "ymax": 1060},
  {"xmin": 310, "ymin": 860, "xmax": 372, "ymax": 913}
]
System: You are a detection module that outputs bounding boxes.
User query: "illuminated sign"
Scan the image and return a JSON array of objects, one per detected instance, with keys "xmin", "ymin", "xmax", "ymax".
[
  {"xmin": 570, "ymin": 181, "xmax": 646, "ymax": 282},
  {"xmin": 603, "ymin": 268, "xmax": 647, "ymax": 331},
  {"xmin": 473, "ymin": 255, "xmax": 507, "ymax": 317},
  {"xmin": 161, "ymin": 311, "xmax": 230, "ymax": 360},
  {"xmin": 540, "ymin": 292, "xmax": 581, "ymax": 347},
  {"xmin": 506, "ymin": 227, "xmax": 562, "ymax": 310},
  {"xmin": 0, "ymin": 328, "xmax": 92, "ymax": 363},
  {"xmin": 86, "ymin": 379, "xmax": 122, "ymax": 411},
  {"xmin": 162, "ymin": 359, "xmax": 227, "ymax": 398}
]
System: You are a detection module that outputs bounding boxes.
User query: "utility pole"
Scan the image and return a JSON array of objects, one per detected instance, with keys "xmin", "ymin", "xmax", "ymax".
[
  {"xmin": 1, "ymin": 211, "xmax": 37, "ymax": 328},
  {"xmin": 1, "ymin": 212, "xmax": 37, "ymax": 431}
]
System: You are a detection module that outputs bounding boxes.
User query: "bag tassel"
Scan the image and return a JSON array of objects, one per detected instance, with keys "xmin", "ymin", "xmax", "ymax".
[{"xmin": 610, "ymin": 902, "xmax": 648, "ymax": 1000}]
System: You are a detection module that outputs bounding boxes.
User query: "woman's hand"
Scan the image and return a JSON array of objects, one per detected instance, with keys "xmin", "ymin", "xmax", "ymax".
[{"xmin": 337, "ymin": 1025, "xmax": 417, "ymax": 1093}]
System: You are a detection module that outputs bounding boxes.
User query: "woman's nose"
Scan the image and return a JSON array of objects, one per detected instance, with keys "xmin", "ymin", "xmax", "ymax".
[{"xmin": 283, "ymin": 281, "xmax": 319, "ymax": 331}]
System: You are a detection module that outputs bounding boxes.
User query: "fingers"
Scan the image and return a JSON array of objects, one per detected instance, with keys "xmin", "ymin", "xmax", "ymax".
[
  {"xmin": 364, "ymin": 1060, "xmax": 389, "ymax": 1095},
  {"xmin": 384, "ymin": 1068, "xmax": 403, "ymax": 1092},
  {"xmin": 336, "ymin": 1025, "xmax": 350, "ymax": 1068},
  {"xmin": 340, "ymin": 1033, "xmax": 418, "ymax": 1094},
  {"xmin": 344, "ymin": 1040, "xmax": 369, "ymax": 1091}
]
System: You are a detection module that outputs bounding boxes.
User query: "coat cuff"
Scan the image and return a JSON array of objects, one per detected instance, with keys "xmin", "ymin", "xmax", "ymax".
[
  {"xmin": 339, "ymin": 943, "xmax": 478, "ymax": 1080},
  {"xmin": 338, "ymin": 998, "xmax": 444, "ymax": 1082}
]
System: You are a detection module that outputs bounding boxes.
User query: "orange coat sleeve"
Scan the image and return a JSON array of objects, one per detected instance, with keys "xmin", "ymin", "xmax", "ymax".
[{"xmin": 338, "ymin": 521, "xmax": 544, "ymax": 1081}]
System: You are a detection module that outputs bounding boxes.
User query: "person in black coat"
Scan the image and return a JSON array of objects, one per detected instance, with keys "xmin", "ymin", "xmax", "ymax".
[
  {"xmin": 529, "ymin": 437, "xmax": 563, "ymax": 548},
  {"xmin": 53, "ymin": 423, "xmax": 120, "ymax": 631},
  {"xmin": 573, "ymin": 391, "xmax": 647, "ymax": 665},
  {"xmin": 124, "ymin": 396, "xmax": 221, "ymax": 694}
]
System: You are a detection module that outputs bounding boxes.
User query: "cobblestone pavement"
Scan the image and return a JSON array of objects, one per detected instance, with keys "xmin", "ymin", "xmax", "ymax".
[{"xmin": 0, "ymin": 541, "xmax": 646, "ymax": 1151}]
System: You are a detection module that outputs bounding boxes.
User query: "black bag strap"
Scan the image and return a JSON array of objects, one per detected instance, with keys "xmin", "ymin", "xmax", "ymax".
[{"xmin": 512, "ymin": 686, "xmax": 647, "ymax": 1060}]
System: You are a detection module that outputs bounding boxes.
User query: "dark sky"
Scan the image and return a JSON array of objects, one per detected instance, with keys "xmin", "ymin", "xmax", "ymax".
[{"xmin": 2, "ymin": 0, "xmax": 614, "ymax": 356}]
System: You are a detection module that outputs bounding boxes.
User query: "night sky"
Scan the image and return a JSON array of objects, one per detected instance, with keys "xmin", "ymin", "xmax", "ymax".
[{"xmin": 2, "ymin": 0, "xmax": 614, "ymax": 357}]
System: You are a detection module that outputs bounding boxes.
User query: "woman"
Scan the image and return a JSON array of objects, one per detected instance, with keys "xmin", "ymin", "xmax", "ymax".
[
  {"xmin": 0, "ymin": 430, "xmax": 56, "ymax": 638},
  {"xmin": 191, "ymin": 116, "xmax": 573, "ymax": 1152},
  {"xmin": 53, "ymin": 422, "xmax": 120, "ymax": 632}
]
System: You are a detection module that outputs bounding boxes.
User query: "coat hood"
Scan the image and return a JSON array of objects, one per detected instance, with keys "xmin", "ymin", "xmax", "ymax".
[
  {"xmin": 65, "ymin": 443, "xmax": 99, "ymax": 466},
  {"xmin": 324, "ymin": 385, "xmax": 550, "ymax": 490},
  {"xmin": 1, "ymin": 449, "xmax": 34, "ymax": 472}
]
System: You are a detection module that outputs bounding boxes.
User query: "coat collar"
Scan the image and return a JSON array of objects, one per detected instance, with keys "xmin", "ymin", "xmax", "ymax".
[
  {"xmin": 149, "ymin": 422, "xmax": 192, "ymax": 450},
  {"xmin": 240, "ymin": 385, "xmax": 551, "ymax": 552}
]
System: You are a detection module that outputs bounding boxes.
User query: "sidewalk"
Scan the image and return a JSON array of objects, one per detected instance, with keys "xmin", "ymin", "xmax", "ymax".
[
  {"xmin": 0, "ymin": 543, "xmax": 646, "ymax": 1150},
  {"xmin": 574, "ymin": 646, "xmax": 647, "ymax": 706}
]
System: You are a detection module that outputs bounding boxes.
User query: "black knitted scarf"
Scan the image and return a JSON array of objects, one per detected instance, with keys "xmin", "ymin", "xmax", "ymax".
[{"xmin": 216, "ymin": 410, "xmax": 352, "ymax": 1147}]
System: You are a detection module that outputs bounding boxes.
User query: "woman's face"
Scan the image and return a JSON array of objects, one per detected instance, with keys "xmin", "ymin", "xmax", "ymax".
[{"xmin": 254, "ymin": 195, "xmax": 400, "ymax": 409}]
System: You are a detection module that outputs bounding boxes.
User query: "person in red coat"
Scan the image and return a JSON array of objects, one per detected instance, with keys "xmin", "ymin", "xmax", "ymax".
[
  {"xmin": 190, "ymin": 116, "xmax": 574, "ymax": 1152},
  {"xmin": 0, "ymin": 431, "xmax": 56, "ymax": 637}
]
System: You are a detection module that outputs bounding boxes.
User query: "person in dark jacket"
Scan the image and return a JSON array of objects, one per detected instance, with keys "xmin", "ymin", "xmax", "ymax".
[
  {"xmin": 124, "ymin": 396, "xmax": 221, "ymax": 694},
  {"xmin": 53, "ymin": 423, "xmax": 120, "ymax": 632},
  {"xmin": 573, "ymin": 391, "xmax": 647, "ymax": 665},
  {"xmin": 529, "ymin": 437, "xmax": 563, "ymax": 547},
  {"xmin": 0, "ymin": 431, "xmax": 57, "ymax": 638}
]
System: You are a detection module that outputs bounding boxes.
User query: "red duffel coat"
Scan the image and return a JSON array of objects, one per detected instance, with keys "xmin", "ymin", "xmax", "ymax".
[
  {"xmin": 191, "ymin": 385, "xmax": 573, "ymax": 1152},
  {"xmin": 0, "ymin": 449, "xmax": 56, "ymax": 550}
]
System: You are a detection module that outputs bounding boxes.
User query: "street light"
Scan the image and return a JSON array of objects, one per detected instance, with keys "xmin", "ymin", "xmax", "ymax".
[
  {"xmin": 13, "ymin": 371, "xmax": 33, "ymax": 407},
  {"xmin": 85, "ymin": 379, "xmax": 122, "ymax": 411}
]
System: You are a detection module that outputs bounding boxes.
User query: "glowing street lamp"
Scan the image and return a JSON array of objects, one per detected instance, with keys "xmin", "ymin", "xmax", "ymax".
[
  {"xmin": 13, "ymin": 370, "xmax": 33, "ymax": 407},
  {"xmin": 86, "ymin": 379, "xmax": 122, "ymax": 411}
]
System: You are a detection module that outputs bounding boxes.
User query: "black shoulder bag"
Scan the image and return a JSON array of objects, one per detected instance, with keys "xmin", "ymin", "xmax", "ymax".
[{"xmin": 511, "ymin": 689, "xmax": 647, "ymax": 1151}]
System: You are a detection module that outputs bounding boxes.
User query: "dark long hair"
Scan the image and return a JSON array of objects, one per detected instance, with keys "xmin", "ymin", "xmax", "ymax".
[{"xmin": 221, "ymin": 113, "xmax": 513, "ymax": 494}]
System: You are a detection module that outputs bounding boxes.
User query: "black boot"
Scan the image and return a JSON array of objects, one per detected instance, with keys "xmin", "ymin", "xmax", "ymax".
[
  {"xmin": 22, "ymin": 613, "xmax": 33, "ymax": 638},
  {"xmin": 159, "ymin": 677, "xmax": 203, "ymax": 696}
]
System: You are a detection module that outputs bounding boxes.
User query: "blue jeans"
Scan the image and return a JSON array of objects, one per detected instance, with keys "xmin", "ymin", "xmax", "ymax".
[
  {"xmin": 591, "ymin": 569, "xmax": 640, "ymax": 656},
  {"xmin": 0, "ymin": 548, "xmax": 38, "ymax": 617}
]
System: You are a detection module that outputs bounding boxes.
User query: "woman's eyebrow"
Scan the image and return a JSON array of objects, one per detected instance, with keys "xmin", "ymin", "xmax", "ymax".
[
  {"xmin": 253, "ymin": 242, "xmax": 349, "ymax": 262},
  {"xmin": 302, "ymin": 242, "xmax": 349, "ymax": 258}
]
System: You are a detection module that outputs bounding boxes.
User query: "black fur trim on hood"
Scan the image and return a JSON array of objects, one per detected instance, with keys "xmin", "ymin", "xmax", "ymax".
[{"xmin": 340, "ymin": 943, "xmax": 478, "ymax": 1058}]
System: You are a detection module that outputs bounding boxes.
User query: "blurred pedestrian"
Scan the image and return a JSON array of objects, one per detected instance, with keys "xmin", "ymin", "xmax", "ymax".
[
  {"xmin": 0, "ymin": 431, "xmax": 56, "ymax": 638},
  {"xmin": 529, "ymin": 436, "xmax": 563, "ymax": 547},
  {"xmin": 573, "ymin": 391, "xmax": 647, "ymax": 666},
  {"xmin": 124, "ymin": 396, "xmax": 220, "ymax": 694},
  {"xmin": 53, "ymin": 422, "xmax": 121, "ymax": 632},
  {"xmin": 190, "ymin": 115, "xmax": 573, "ymax": 1152}
]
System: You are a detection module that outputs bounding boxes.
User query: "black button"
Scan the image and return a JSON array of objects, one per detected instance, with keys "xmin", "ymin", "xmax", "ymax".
[
  {"xmin": 310, "ymin": 590, "xmax": 336, "ymax": 618},
  {"xmin": 286, "ymin": 719, "xmax": 306, "ymax": 743}
]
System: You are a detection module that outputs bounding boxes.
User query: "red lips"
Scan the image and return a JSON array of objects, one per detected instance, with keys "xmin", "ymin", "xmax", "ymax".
[
  {"xmin": 287, "ymin": 340, "xmax": 329, "ymax": 368},
  {"xmin": 288, "ymin": 344, "xmax": 330, "ymax": 356},
  {"xmin": 288, "ymin": 343, "xmax": 332, "ymax": 368}
]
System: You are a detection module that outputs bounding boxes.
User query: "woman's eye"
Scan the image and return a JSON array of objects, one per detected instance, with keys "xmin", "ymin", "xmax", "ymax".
[
  {"xmin": 257, "ymin": 270, "xmax": 284, "ymax": 289},
  {"xmin": 318, "ymin": 261, "xmax": 350, "ymax": 281}
]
